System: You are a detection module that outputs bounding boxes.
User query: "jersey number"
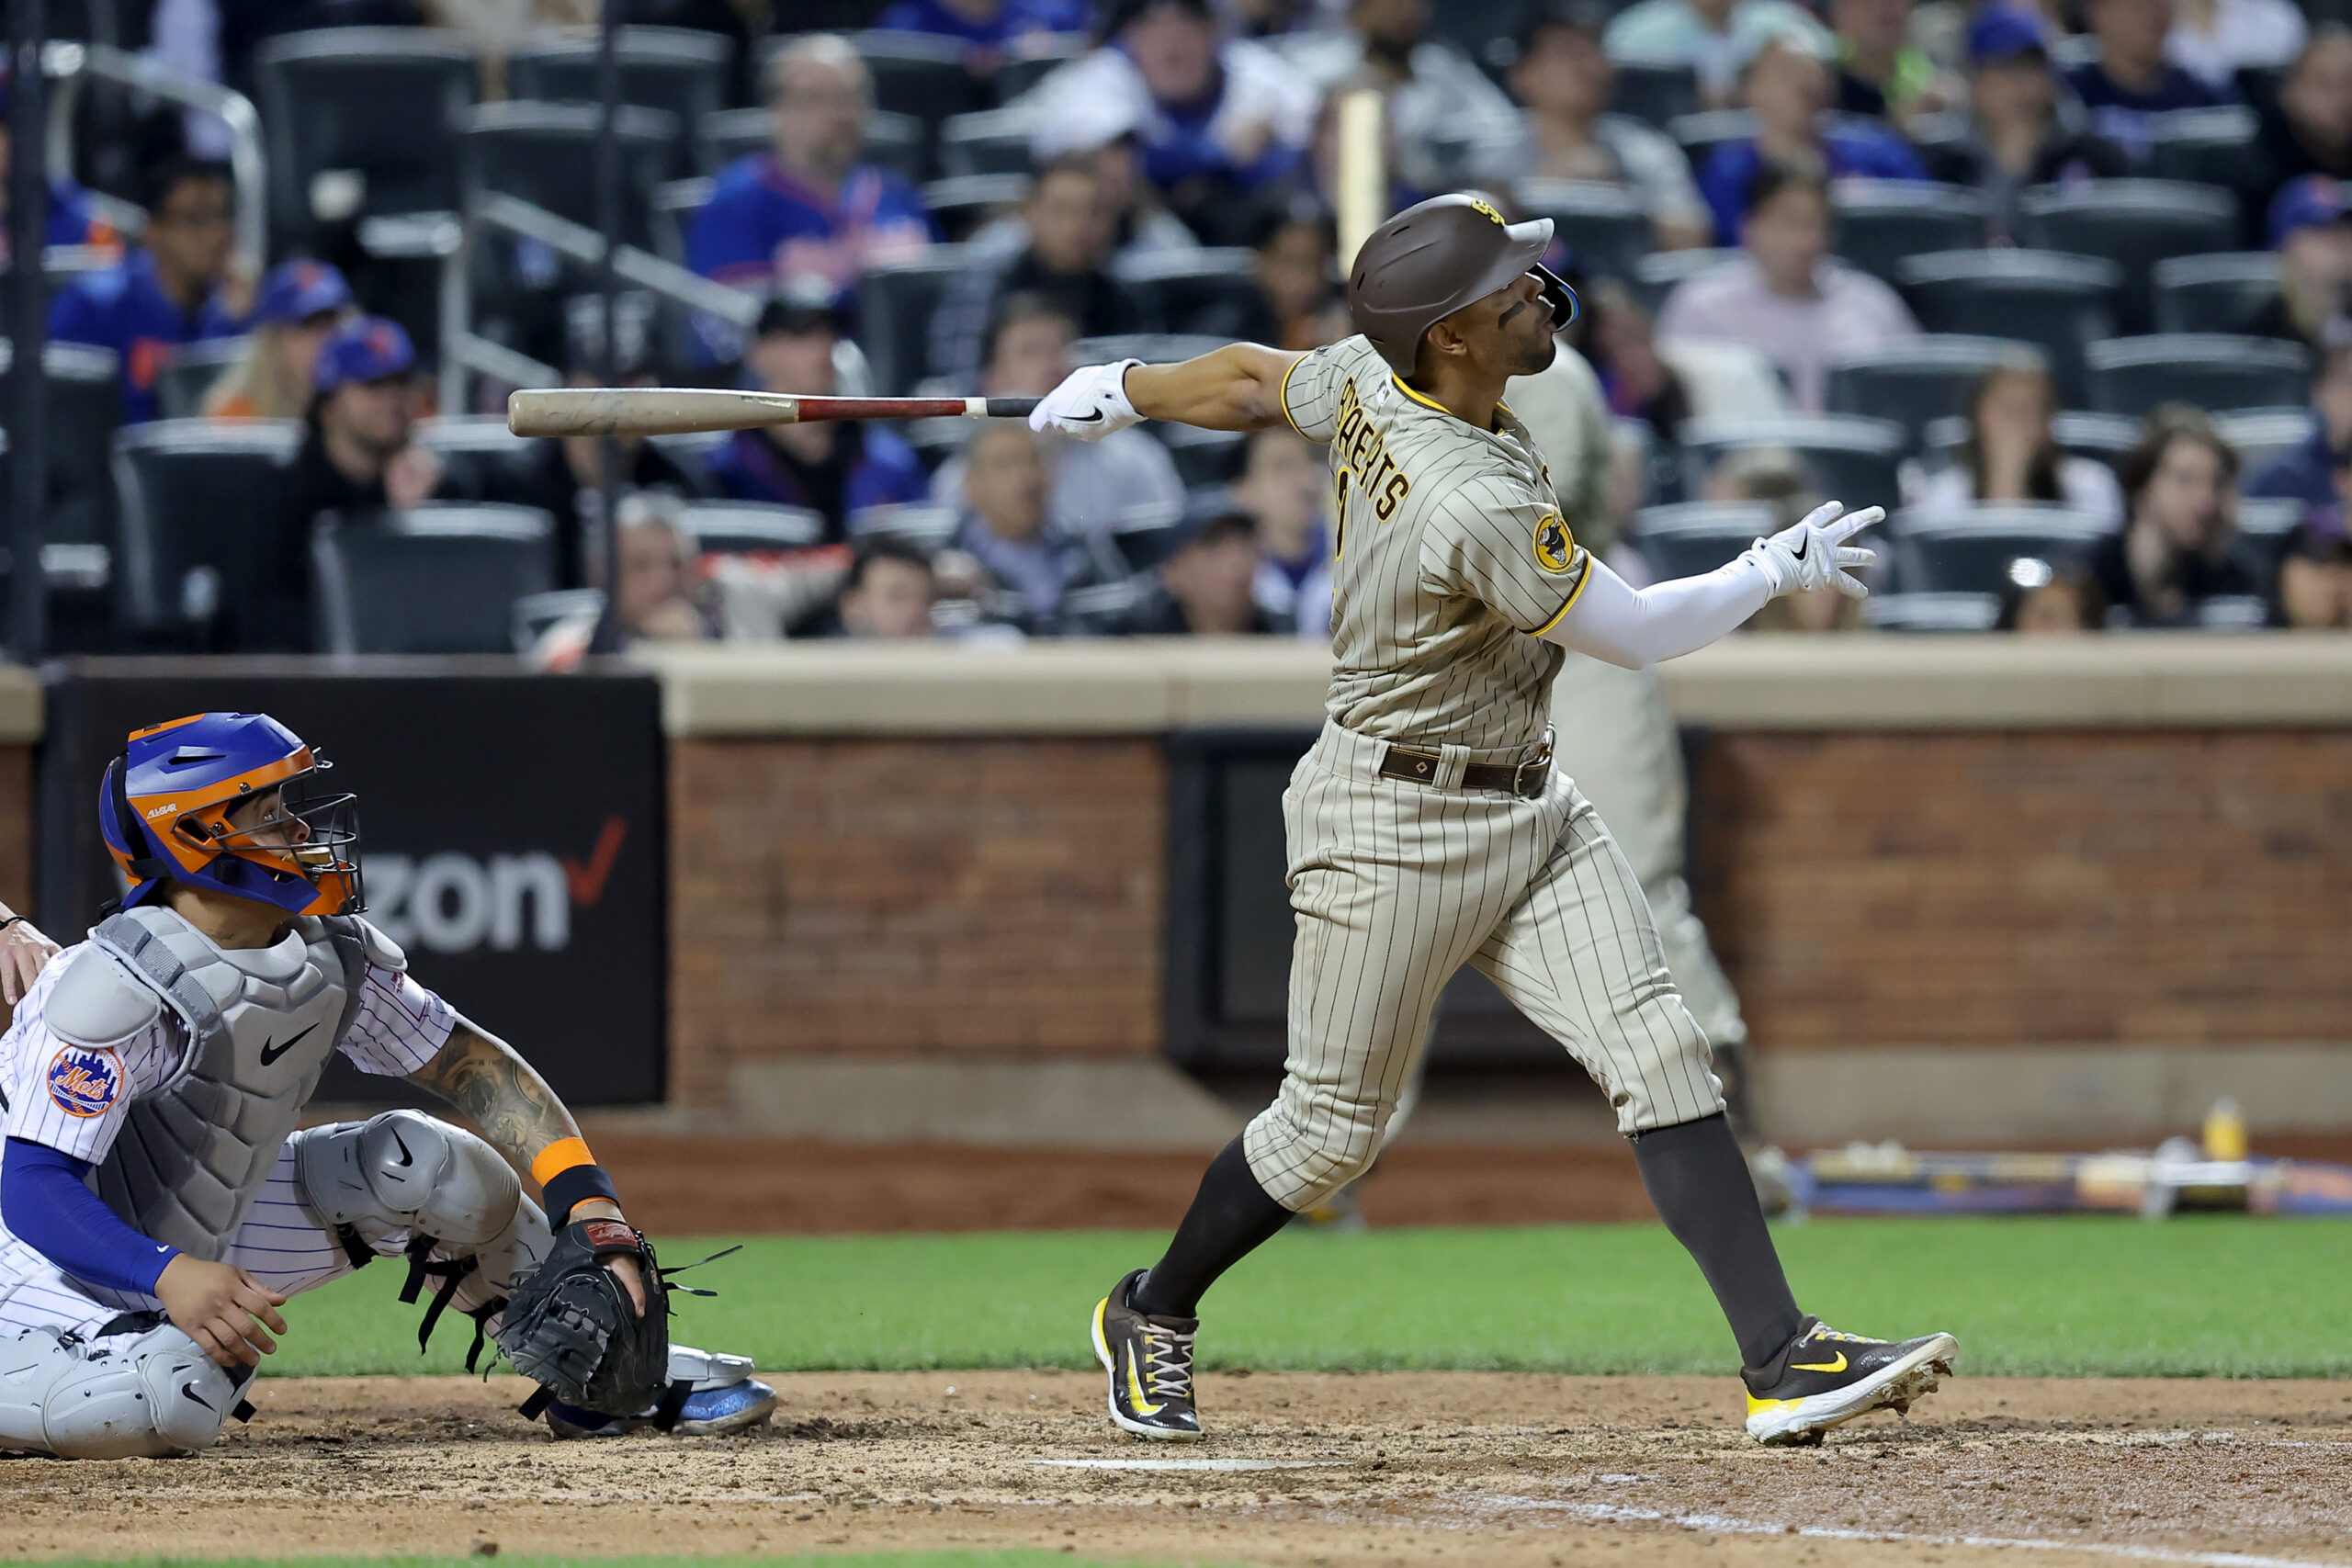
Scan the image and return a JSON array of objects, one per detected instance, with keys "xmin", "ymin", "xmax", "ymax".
[{"xmin": 1332, "ymin": 466, "xmax": 1351, "ymax": 558}]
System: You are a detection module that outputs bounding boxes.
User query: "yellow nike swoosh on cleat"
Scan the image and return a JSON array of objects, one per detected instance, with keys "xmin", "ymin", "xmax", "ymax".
[
  {"xmin": 1792, "ymin": 1352, "xmax": 1849, "ymax": 1373},
  {"xmin": 1124, "ymin": 1351, "xmax": 1165, "ymax": 1416}
]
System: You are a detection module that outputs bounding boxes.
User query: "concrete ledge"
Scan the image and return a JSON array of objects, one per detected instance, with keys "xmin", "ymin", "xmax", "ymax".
[
  {"xmin": 1754, "ymin": 1043, "xmax": 2352, "ymax": 1146},
  {"xmin": 0, "ymin": 664, "xmax": 40, "ymax": 743},
  {"xmin": 639, "ymin": 635, "xmax": 2352, "ymax": 737},
  {"xmin": 724, "ymin": 1057, "xmax": 1248, "ymax": 1151}
]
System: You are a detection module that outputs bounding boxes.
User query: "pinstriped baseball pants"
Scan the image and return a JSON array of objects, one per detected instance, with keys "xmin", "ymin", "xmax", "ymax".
[{"xmin": 1242, "ymin": 720, "xmax": 1724, "ymax": 1211}]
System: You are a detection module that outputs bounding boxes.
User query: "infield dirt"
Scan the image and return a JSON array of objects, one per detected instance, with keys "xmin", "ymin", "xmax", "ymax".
[{"xmin": 4, "ymin": 1372, "xmax": 2346, "ymax": 1567}]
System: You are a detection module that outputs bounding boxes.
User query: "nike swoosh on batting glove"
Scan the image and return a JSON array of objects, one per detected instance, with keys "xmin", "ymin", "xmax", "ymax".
[
  {"xmin": 1744, "ymin": 501, "xmax": 1884, "ymax": 599},
  {"xmin": 1029, "ymin": 358, "xmax": 1145, "ymax": 442}
]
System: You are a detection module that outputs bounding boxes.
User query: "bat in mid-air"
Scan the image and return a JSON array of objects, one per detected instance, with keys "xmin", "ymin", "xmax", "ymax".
[{"xmin": 506, "ymin": 388, "xmax": 1041, "ymax": 438}]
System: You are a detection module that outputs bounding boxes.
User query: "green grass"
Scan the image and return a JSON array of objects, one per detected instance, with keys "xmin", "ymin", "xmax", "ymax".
[{"xmin": 266, "ymin": 1216, "xmax": 2350, "ymax": 1381}]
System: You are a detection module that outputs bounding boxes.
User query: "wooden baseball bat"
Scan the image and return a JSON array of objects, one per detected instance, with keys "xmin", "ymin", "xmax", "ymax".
[{"xmin": 506, "ymin": 388, "xmax": 1041, "ymax": 438}]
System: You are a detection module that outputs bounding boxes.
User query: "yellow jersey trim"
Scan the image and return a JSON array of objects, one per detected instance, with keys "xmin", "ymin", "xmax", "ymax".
[
  {"xmin": 1530, "ymin": 557, "xmax": 1594, "ymax": 637},
  {"xmin": 1277, "ymin": 353, "xmax": 1308, "ymax": 437},
  {"xmin": 1389, "ymin": 372, "xmax": 1452, "ymax": 414}
]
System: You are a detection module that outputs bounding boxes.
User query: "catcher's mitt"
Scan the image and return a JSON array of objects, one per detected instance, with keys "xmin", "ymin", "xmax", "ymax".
[{"xmin": 497, "ymin": 1218, "xmax": 682, "ymax": 1425}]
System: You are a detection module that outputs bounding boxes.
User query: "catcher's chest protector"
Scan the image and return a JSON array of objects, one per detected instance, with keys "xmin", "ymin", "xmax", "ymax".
[{"xmin": 91, "ymin": 907, "xmax": 368, "ymax": 1260}]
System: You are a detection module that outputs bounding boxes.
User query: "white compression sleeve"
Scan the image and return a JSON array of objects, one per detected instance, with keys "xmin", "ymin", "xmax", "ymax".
[{"xmin": 1539, "ymin": 553, "xmax": 1775, "ymax": 670}]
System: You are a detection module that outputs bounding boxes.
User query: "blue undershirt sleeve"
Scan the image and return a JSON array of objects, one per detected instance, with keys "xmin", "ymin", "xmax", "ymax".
[{"xmin": 1, "ymin": 1136, "xmax": 177, "ymax": 1296}]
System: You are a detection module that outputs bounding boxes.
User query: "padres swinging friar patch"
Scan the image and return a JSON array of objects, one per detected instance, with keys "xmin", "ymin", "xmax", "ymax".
[{"xmin": 1532, "ymin": 513, "xmax": 1577, "ymax": 575}]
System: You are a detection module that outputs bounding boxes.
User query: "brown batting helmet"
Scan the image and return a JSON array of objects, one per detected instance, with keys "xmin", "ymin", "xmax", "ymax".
[{"xmin": 1349, "ymin": 194, "xmax": 1580, "ymax": 376}]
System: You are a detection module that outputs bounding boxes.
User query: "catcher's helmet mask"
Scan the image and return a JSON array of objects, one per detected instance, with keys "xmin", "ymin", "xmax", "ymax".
[
  {"xmin": 1349, "ymin": 194, "xmax": 1581, "ymax": 379},
  {"xmin": 100, "ymin": 712, "xmax": 365, "ymax": 918}
]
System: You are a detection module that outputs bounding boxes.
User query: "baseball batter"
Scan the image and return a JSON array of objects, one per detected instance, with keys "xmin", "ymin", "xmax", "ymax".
[
  {"xmin": 0, "ymin": 712, "xmax": 774, "ymax": 1458},
  {"xmin": 1031, "ymin": 194, "xmax": 1956, "ymax": 1448}
]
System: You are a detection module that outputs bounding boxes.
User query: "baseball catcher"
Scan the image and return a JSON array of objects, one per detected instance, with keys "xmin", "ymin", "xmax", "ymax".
[
  {"xmin": 0, "ymin": 712, "xmax": 774, "ymax": 1458},
  {"xmin": 1033, "ymin": 194, "xmax": 1957, "ymax": 1447}
]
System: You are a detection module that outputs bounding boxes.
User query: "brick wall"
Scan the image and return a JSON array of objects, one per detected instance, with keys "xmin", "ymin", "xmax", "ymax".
[
  {"xmin": 669, "ymin": 737, "xmax": 1167, "ymax": 1106},
  {"xmin": 1693, "ymin": 730, "xmax": 2352, "ymax": 1050}
]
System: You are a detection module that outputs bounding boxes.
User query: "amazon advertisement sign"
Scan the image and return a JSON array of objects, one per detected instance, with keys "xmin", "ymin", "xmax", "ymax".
[{"xmin": 39, "ymin": 662, "xmax": 664, "ymax": 1103}]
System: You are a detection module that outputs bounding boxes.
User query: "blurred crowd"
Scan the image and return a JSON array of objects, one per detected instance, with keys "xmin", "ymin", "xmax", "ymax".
[{"xmin": 12, "ymin": 0, "xmax": 2352, "ymax": 655}]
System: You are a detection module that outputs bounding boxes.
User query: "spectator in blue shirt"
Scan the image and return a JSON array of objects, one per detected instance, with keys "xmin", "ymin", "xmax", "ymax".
[
  {"xmin": 875, "ymin": 0, "xmax": 1091, "ymax": 60},
  {"xmin": 49, "ymin": 156, "xmax": 249, "ymax": 423},
  {"xmin": 707, "ymin": 299, "xmax": 928, "ymax": 537},
  {"xmin": 2065, "ymin": 0, "xmax": 2231, "ymax": 164},
  {"xmin": 1697, "ymin": 36, "xmax": 1926, "ymax": 245},
  {"xmin": 0, "ymin": 86, "xmax": 120, "ymax": 263},
  {"xmin": 2247, "ymin": 342, "xmax": 2352, "ymax": 506},
  {"xmin": 686, "ymin": 34, "xmax": 933, "ymax": 321}
]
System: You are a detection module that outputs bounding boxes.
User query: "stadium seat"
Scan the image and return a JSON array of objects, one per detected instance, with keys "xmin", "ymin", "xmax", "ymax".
[
  {"xmin": 849, "ymin": 501, "xmax": 959, "ymax": 550},
  {"xmin": 311, "ymin": 504, "xmax": 558, "ymax": 654},
  {"xmin": 2082, "ymin": 334, "xmax": 2310, "ymax": 417},
  {"xmin": 154, "ymin": 338, "xmax": 250, "ymax": 422},
  {"xmin": 938, "ymin": 109, "xmax": 1037, "ymax": 177},
  {"xmin": 858, "ymin": 111, "xmax": 931, "ymax": 185},
  {"xmin": 920, "ymin": 174, "xmax": 1033, "ymax": 244},
  {"xmin": 1895, "ymin": 250, "xmax": 2120, "ymax": 408},
  {"xmin": 1630, "ymin": 247, "xmax": 1738, "ymax": 312},
  {"xmin": 696, "ymin": 107, "xmax": 767, "ymax": 172},
  {"xmin": 1825, "ymin": 336, "xmax": 2039, "ymax": 449},
  {"xmin": 2152, "ymin": 253, "xmax": 2280, "ymax": 335},
  {"xmin": 677, "ymin": 500, "xmax": 828, "ymax": 554},
  {"xmin": 1923, "ymin": 411, "xmax": 2141, "ymax": 474},
  {"xmin": 1112, "ymin": 249, "xmax": 1261, "ymax": 336},
  {"xmin": 1156, "ymin": 424, "xmax": 1250, "ymax": 491},
  {"xmin": 1611, "ymin": 56, "xmax": 1701, "ymax": 129},
  {"xmin": 461, "ymin": 102, "xmax": 679, "ymax": 249},
  {"xmin": 857, "ymin": 251, "xmax": 968, "ymax": 396},
  {"xmin": 1668, "ymin": 108, "xmax": 1757, "ymax": 172},
  {"xmin": 1676, "ymin": 413, "xmax": 1908, "ymax": 512},
  {"xmin": 1511, "ymin": 180, "xmax": 1652, "ymax": 283},
  {"xmin": 2213, "ymin": 408, "xmax": 2312, "ymax": 477},
  {"xmin": 2015, "ymin": 180, "xmax": 2240, "ymax": 333},
  {"xmin": 2143, "ymin": 106, "xmax": 2261, "ymax": 201},
  {"xmin": 512, "ymin": 586, "xmax": 605, "ymax": 653},
  {"xmin": 8, "ymin": 340, "xmax": 122, "ymax": 555},
  {"xmin": 1830, "ymin": 182, "xmax": 1989, "ymax": 287},
  {"xmin": 111, "ymin": 420, "xmax": 302, "ymax": 647},
  {"xmin": 1888, "ymin": 504, "xmax": 2112, "ymax": 594},
  {"xmin": 253, "ymin": 28, "xmax": 479, "ymax": 241},
  {"xmin": 412, "ymin": 416, "xmax": 539, "ymax": 496},
  {"xmin": 2233, "ymin": 494, "xmax": 2303, "ymax": 578},
  {"xmin": 991, "ymin": 36, "xmax": 1086, "ymax": 106},
  {"xmin": 759, "ymin": 30, "xmax": 986, "ymax": 131},
  {"xmin": 1862, "ymin": 591, "xmax": 2002, "ymax": 631},
  {"xmin": 505, "ymin": 27, "xmax": 730, "ymax": 176},
  {"xmin": 649, "ymin": 177, "xmax": 708, "ymax": 268},
  {"xmin": 1627, "ymin": 501, "xmax": 1781, "ymax": 580}
]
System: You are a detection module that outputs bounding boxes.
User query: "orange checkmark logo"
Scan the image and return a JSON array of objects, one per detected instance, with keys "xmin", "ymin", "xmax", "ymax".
[{"xmin": 561, "ymin": 816, "xmax": 628, "ymax": 906}]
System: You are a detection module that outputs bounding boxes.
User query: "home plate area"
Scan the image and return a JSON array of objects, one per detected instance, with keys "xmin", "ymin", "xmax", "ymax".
[{"xmin": 4, "ymin": 1371, "xmax": 2346, "ymax": 1567}]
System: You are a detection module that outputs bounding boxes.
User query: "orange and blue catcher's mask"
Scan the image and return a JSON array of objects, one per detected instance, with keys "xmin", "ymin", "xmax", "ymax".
[{"xmin": 98, "ymin": 711, "xmax": 364, "ymax": 918}]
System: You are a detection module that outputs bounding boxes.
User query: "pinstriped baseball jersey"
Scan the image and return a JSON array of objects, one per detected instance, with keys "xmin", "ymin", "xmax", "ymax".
[{"xmin": 1280, "ymin": 333, "xmax": 1595, "ymax": 752}]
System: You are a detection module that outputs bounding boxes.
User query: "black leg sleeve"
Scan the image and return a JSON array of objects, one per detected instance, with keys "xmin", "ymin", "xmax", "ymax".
[
  {"xmin": 1131, "ymin": 1135, "xmax": 1294, "ymax": 1319},
  {"xmin": 1632, "ymin": 1111, "xmax": 1804, "ymax": 1371}
]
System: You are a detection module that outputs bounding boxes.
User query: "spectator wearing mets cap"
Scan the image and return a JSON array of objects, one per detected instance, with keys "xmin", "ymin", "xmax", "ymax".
[
  {"xmin": 2245, "ymin": 175, "xmax": 2352, "ymax": 352},
  {"xmin": 255, "ymin": 317, "xmax": 447, "ymax": 649},
  {"xmin": 1914, "ymin": 6, "xmax": 2129, "ymax": 243},
  {"xmin": 203, "ymin": 258, "xmax": 355, "ymax": 421}
]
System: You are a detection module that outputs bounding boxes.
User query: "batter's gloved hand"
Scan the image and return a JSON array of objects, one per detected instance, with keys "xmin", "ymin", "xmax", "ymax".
[
  {"xmin": 496, "ymin": 1217, "xmax": 673, "ymax": 1421},
  {"xmin": 1745, "ymin": 501, "xmax": 1883, "ymax": 600},
  {"xmin": 1029, "ymin": 358, "xmax": 1144, "ymax": 441}
]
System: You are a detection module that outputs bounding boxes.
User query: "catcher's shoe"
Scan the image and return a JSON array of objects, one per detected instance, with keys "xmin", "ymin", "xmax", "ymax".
[
  {"xmin": 1744, "ymin": 1317, "xmax": 1959, "ymax": 1447},
  {"xmin": 1091, "ymin": 1269, "xmax": 1204, "ymax": 1442},
  {"xmin": 544, "ymin": 1344, "xmax": 776, "ymax": 1438}
]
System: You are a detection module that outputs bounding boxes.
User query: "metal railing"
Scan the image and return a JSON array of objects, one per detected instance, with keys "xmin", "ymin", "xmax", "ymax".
[
  {"xmin": 41, "ymin": 40, "xmax": 268, "ymax": 276},
  {"xmin": 441, "ymin": 190, "xmax": 759, "ymax": 411}
]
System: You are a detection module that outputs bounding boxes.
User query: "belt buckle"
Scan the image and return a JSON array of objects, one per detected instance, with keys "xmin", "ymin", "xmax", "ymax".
[{"xmin": 1513, "ymin": 744, "xmax": 1551, "ymax": 798}]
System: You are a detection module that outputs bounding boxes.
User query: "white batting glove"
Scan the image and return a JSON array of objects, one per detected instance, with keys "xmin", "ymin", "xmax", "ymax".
[
  {"xmin": 1744, "ymin": 501, "xmax": 1884, "ymax": 600},
  {"xmin": 1028, "ymin": 358, "xmax": 1144, "ymax": 442}
]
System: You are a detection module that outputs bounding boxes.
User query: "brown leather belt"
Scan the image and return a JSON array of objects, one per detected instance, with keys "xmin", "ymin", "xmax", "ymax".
[{"xmin": 1376, "ymin": 738, "xmax": 1552, "ymax": 797}]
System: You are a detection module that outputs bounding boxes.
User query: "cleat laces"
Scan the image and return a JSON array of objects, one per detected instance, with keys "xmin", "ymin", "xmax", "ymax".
[{"xmin": 1137, "ymin": 1321, "xmax": 1195, "ymax": 1403}]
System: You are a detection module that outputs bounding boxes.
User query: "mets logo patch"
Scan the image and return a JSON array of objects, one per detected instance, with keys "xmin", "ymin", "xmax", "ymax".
[
  {"xmin": 47, "ymin": 1045, "xmax": 123, "ymax": 1118},
  {"xmin": 1532, "ymin": 513, "xmax": 1577, "ymax": 574}
]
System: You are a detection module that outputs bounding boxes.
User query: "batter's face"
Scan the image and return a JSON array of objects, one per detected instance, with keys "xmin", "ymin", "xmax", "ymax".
[{"xmin": 1429, "ymin": 272, "xmax": 1560, "ymax": 383}]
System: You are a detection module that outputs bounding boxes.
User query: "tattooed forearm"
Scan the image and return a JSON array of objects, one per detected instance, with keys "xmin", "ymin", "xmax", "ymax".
[{"xmin": 406, "ymin": 1024, "xmax": 579, "ymax": 1169}]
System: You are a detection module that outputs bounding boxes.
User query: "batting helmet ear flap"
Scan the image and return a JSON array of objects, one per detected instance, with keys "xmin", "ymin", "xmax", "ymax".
[
  {"xmin": 100, "ymin": 757, "xmax": 173, "ymax": 913},
  {"xmin": 1533, "ymin": 265, "xmax": 1579, "ymax": 333}
]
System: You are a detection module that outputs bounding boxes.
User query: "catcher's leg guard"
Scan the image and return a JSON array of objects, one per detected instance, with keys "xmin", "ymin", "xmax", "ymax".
[
  {"xmin": 0, "ymin": 1320, "xmax": 247, "ymax": 1459},
  {"xmin": 293, "ymin": 1111, "xmax": 550, "ymax": 1366}
]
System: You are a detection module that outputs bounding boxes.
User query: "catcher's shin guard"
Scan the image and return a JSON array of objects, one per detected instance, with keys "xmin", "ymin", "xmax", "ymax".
[
  {"xmin": 0, "ymin": 1319, "xmax": 250, "ymax": 1459},
  {"xmin": 293, "ymin": 1111, "xmax": 551, "ymax": 1367}
]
